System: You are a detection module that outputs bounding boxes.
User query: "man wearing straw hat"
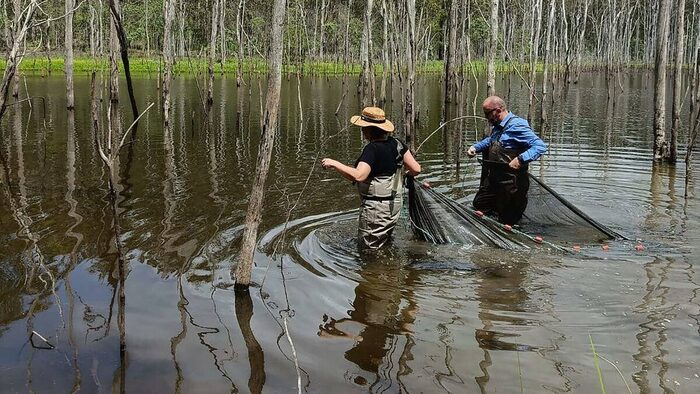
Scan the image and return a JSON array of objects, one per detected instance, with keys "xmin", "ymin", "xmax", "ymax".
[{"xmin": 322, "ymin": 107, "xmax": 421, "ymax": 249}]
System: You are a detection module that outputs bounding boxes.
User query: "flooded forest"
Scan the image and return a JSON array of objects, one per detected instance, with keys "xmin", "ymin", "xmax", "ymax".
[{"xmin": 1, "ymin": 0, "xmax": 700, "ymax": 392}]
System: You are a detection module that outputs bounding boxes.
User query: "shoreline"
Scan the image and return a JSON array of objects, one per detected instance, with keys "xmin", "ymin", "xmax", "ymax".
[{"xmin": 2, "ymin": 56, "xmax": 661, "ymax": 76}]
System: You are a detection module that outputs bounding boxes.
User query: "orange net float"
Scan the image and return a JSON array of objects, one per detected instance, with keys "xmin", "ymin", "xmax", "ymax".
[
  {"xmin": 601, "ymin": 244, "xmax": 609, "ymax": 251},
  {"xmin": 503, "ymin": 224, "xmax": 513, "ymax": 232},
  {"xmin": 474, "ymin": 210, "xmax": 484, "ymax": 217},
  {"xmin": 534, "ymin": 236, "xmax": 543, "ymax": 243},
  {"xmin": 572, "ymin": 245, "xmax": 581, "ymax": 252},
  {"xmin": 635, "ymin": 243, "xmax": 645, "ymax": 251}
]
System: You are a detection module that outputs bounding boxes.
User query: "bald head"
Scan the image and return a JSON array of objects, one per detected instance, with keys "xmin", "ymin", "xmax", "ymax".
[
  {"xmin": 482, "ymin": 96, "xmax": 506, "ymax": 111},
  {"xmin": 482, "ymin": 96, "xmax": 508, "ymax": 124}
]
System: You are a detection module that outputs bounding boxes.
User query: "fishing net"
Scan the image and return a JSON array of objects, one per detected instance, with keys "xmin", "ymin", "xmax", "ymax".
[{"xmin": 407, "ymin": 169, "xmax": 623, "ymax": 249}]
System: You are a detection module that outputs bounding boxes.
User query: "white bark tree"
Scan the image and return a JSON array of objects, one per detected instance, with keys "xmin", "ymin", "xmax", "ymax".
[
  {"xmin": 65, "ymin": 0, "xmax": 75, "ymax": 109},
  {"xmin": 234, "ymin": 0, "xmax": 287, "ymax": 288},
  {"xmin": 653, "ymin": 0, "xmax": 672, "ymax": 161}
]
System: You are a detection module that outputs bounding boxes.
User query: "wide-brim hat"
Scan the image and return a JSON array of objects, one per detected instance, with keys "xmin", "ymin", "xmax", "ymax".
[{"xmin": 350, "ymin": 107, "xmax": 395, "ymax": 133}]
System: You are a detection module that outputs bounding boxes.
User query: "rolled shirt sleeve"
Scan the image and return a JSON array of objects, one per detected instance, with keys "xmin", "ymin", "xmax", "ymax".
[
  {"xmin": 473, "ymin": 136, "xmax": 491, "ymax": 153},
  {"xmin": 507, "ymin": 117, "xmax": 547, "ymax": 163}
]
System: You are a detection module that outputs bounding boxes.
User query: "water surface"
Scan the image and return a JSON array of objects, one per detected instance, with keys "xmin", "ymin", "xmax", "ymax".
[{"xmin": 1, "ymin": 73, "xmax": 699, "ymax": 393}]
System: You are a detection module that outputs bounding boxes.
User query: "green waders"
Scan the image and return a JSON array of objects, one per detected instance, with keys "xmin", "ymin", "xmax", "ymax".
[{"xmin": 356, "ymin": 143, "xmax": 405, "ymax": 249}]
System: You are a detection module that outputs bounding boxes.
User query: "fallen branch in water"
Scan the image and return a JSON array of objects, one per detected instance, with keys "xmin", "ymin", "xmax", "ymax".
[
  {"xmin": 30, "ymin": 330, "xmax": 55, "ymax": 350},
  {"xmin": 283, "ymin": 315, "xmax": 302, "ymax": 394}
]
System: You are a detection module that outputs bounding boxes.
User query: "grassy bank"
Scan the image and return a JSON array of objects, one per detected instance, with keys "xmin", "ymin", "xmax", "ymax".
[
  {"xmin": 3, "ymin": 56, "xmax": 649, "ymax": 76},
  {"xmin": 2, "ymin": 56, "xmax": 549, "ymax": 76}
]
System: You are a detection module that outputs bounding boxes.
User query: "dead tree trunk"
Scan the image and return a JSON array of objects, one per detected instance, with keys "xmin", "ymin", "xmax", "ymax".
[
  {"xmin": 359, "ymin": 0, "xmax": 375, "ymax": 106},
  {"xmin": 653, "ymin": 0, "xmax": 672, "ymax": 161},
  {"xmin": 108, "ymin": 0, "xmax": 139, "ymax": 121},
  {"xmin": 573, "ymin": 0, "xmax": 590, "ymax": 83},
  {"xmin": 404, "ymin": 0, "xmax": 416, "ymax": 148},
  {"xmin": 527, "ymin": 0, "xmax": 543, "ymax": 123},
  {"xmin": 220, "ymin": 0, "xmax": 227, "ymax": 68},
  {"xmin": 379, "ymin": 0, "xmax": 389, "ymax": 107},
  {"xmin": 319, "ymin": 0, "xmax": 326, "ymax": 61},
  {"xmin": 686, "ymin": 23, "xmax": 699, "ymax": 196},
  {"xmin": 540, "ymin": 0, "xmax": 555, "ymax": 122},
  {"xmin": 65, "ymin": 0, "xmax": 75, "ymax": 110},
  {"xmin": 0, "ymin": 1, "xmax": 38, "ymax": 121},
  {"xmin": 670, "ymin": 0, "xmax": 686, "ymax": 163},
  {"xmin": 443, "ymin": 0, "xmax": 458, "ymax": 108},
  {"xmin": 11, "ymin": 0, "xmax": 20, "ymax": 98},
  {"xmin": 178, "ymin": 0, "xmax": 185, "ymax": 58},
  {"xmin": 236, "ymin": 0, "xmax": 246, "ymax": 87},
  {"xmin": 163, "ymin": 0, "xmax": 176, "ymax": 126},
  {"xmin": 487, "ymin": 0, "xmax": 499, "ymax": 97},
  {"xmin": 208, "ymin": 0, "xmax": 220, "ymax": 107},
  {"xmin": 234, "ymin": 0, "xmax": 287, "ymax": 288}
]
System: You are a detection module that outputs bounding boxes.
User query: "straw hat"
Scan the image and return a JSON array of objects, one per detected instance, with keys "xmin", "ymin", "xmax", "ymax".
[{"xmin": 350, "ymin": 107, "xmax": 395, "ymax": 133}]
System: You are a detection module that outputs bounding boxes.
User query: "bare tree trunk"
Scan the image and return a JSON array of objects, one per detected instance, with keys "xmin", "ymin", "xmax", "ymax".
[
  {"xmin": 653, "ymin": 0, "xmax": 672, "ymax": 161},
  {"xmin": 487, "ymin": 0, "xmax": 499, "ymax": 97},
  {"xmin": 235, "ymin": 0, "xmax": 287, "ymax": 288},
  {"xmin": 178, "ymin": 0, "xmax": 185, "ymax": 58},
  {"xmin": 379, "ymin": 0, "xmax": 389, "ymax": 107},
  {"xmin": 574, "ymin": 0, "xmax": 590, "ymax": 83},
  {"xmin": 163, "ymin": 0, "xmax": 176, "ymax": 126},
  {"xmin": 11, "ymin": 0, "xmax": 20, "ymax": 98},
  {"xmin": 443, "ymin": 0, "xmax": 458, "ymax": 108},
  {"xmin": 89, "ymin": 4, "xmax": 97, "ymax": 58},
  {"xmin": 686, "ymin": 22, "xmax": 699, "ymax": 196},
  {"xmin": 359, "ymin": 0, "xmax": 375, "ymax": 106},
  {"xmin": 65, "ymin": 0, "xmax": 75, "ymax": 110},
  {"xmin": 541, "ymin": 0, "xmax": 555, "ymax": 122},
  {"xmin": 208, "ymin": 0, "xmax": 220, "ymax": 106},
  {"xmin": 109, "ymin": 0, "xmax": 139, "ymax": 121},
  {"xmin": 404, "ymin": 0, "xmax": 416, "ymax": 148},
  {"xmin": 670, "ymin": 0, "xmax": 686, "ymax": 163},
  {"xmin": 220, "ymin": 0, "xmax": 227, "ymax": 68},
  {"xmin": 98, "ymin": 0, "xmax": 104, "ymax": 57},
  {"xmin": 145, "ymin": 0, "xmax": 150, "ymax": 58},
  {"xmin": 527, "ymin": 0, "xmax": 543, "ymax": 123},
  {"xmin": 319, "ymin": 0, "xmax": 326, "ymax": 61},
  {"xmin": 343, "ymin": 0, "xmax": 352, "ymax": 70},
  {"xmin": 236, "ymin": 0, "xmax": 246, "ymax": 87},
  {"xmin": 0, "ymin": 1, "xmax": 38, "ymax": 121}
]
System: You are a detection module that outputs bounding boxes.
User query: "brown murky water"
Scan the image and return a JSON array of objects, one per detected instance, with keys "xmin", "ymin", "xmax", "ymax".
[{"xmin": 1, "ymin": 73, "xmax": 699, "ymax": 393}]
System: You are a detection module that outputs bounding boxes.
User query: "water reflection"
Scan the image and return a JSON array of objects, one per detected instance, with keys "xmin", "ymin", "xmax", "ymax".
[
  {"xmin": 319, "ymin": 256, "xmax": 418, "ymax": 388},
  {"xmin": 234, "ymin": 288, "xmax": 266, "ymax": 393},
  {"xmin": 0, "ymin": 73, "xmax": 699, "ymax": 392}
]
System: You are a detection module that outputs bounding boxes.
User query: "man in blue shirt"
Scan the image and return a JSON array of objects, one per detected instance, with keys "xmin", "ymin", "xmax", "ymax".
[{"xmin": 466, "ymin": 96, "xmax": 547, "ymax": 224}]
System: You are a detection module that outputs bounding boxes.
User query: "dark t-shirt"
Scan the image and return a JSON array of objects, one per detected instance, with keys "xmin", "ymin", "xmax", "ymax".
[{"xmin": 356, "ymin": 137, "xmax": 408, "ymax": 179}]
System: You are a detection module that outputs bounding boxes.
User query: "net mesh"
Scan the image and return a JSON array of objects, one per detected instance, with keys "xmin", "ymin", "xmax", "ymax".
[{"xmin": 407, "ymin": 171, "xmax": 623, "ymax": 249}]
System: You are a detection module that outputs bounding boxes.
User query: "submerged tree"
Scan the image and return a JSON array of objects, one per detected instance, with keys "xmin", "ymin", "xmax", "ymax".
[
  {"xmin": 234, "ymin": 0, "xmax": 287, "ymax": 288},
  {"xmin": 163, "ymin": 0, "xmax": 176, "ymax": 126},
  {"xmin": 653, "ymin": 0, "xmax": 672, "ymax": 162},
  {"xmin": 486, "ymin": 0, "xmax": 499, "ymax": 98},
  {"xmin": 670, "ymin": 0, "xmax": 687, "ymax": 163},
  {"xmin": 65, "ymin": 0, "xmax": 75, "ymax": 110},
  {"xmin": 358, "ymin": 0, "xmax": 375, "ymax": 106}
]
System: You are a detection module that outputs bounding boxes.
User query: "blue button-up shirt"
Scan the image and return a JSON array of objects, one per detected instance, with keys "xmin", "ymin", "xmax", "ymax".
[{"xmin": 473, "ymin": 112, "xmax": 547, "ymax": 163}]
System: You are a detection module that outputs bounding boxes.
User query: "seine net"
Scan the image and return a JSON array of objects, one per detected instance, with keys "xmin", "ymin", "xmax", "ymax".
[{"xmin": 407, "ymin": 169, "xmax": 623, "ymax": 249}]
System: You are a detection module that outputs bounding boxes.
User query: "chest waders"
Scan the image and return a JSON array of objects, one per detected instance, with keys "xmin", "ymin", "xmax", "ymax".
[
  {"xmin": 356, "ymin": 140, "xmax": 405, "ymax": 249},
  {"xmin": 473, "ymin": 118, "xmax": 531, "ymax": 225}
]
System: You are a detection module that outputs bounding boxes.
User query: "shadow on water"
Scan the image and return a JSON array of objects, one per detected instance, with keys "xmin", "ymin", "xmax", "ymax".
[{"xmin": 0, "ymin": 73, "xmax": 699, "ymax": 392}]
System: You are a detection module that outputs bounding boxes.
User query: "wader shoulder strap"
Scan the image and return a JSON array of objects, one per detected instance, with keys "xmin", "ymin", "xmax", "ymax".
[
  {"xmin": 391, "ymin": 139, "xmax": 406, "ymax": 194},
  {"xmin": 491, "ymin": 115, "xmax": 515, "ymax": 141}
]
